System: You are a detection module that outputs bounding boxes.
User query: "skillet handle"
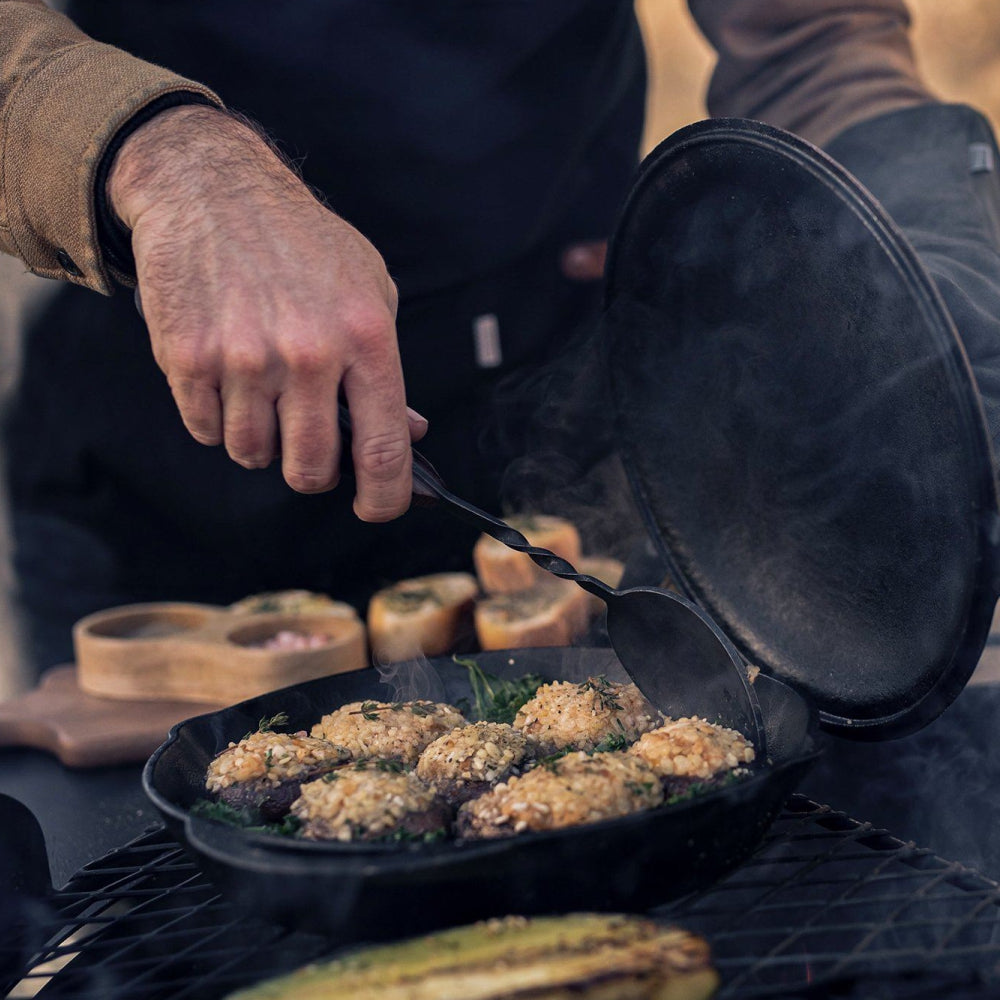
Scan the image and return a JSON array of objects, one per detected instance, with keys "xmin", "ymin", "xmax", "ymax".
[{"xmin": 336, "ymin": 405, "xmax": 443, "ymax": 506}]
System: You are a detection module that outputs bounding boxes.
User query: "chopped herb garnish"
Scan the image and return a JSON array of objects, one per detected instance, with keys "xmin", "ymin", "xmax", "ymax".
[
  {"xmin": 591, "ymin": 718, "xmax": 629, "ymax": 754},
  {"xmin": 350, "ymin": 701, "xmax": 436, "ymax": 721},
  {"xmin": 592, "ymin": 731, "xmax": 629, "ymax": 753},
  {"xmin": 579, "ymin": 676, "xmax": 622, "ymax": 712},
  {"xmin": 665, "ymin": 783, "xmax": 708, "ymax": 806},
  {"xmin": 539, "ymin": 751, "xmax": 570, "ymax": 772},
  {"xmin": 267, "ymin": 814, "xmax": 303, "ymax": 837},
  {"xmin": 352, "ymin": 758, "xmax": 406, "ymax": 773},
  {"xmin": 381, "ymin": 827, "xmax": 448, "ymax": 844},
  {"xmin": 455, "ymin": 655, "xmax": 543, "ymax": 725},
  {"xmin": 341, "ymin": 821, "xmax": 445, "ymax": 844},
  {"xmin": 258, "ymin": 711, "xmax": 289, "ymax": 732},
  {"xmin": 663, "ymin": 771, "xmax": 747, "ymax": 806},
  {"xmin": 264, "ymin": 748, "xmax": 274, "ymax": 768},
  {"xmin": 625, "ymin": 780, "xmax": 655, "ymax": 796},
  {"xmin": 241, "ymin": 711, "xmax": 290, "ymax": 740},
  {"xmin": 190, "ymin": 799, "xmax": 301, "ymax": 836},
  {"xmin": 191, "ymin": 799, "xmax": 256, "ymax": 826},
  {"xmin": 382, "ymin": 588, "xmax": 442, "ymax": 613}
]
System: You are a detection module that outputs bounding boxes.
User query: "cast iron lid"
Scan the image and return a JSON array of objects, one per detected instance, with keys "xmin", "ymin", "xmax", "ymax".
[{"xmin": 603, "ymin": 118, "xmax": 1000, "ymax": 740}]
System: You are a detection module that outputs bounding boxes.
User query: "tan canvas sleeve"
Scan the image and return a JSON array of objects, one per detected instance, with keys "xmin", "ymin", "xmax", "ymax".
[
  {"xmin": 0, "ymin": 0, "xmax": 222, "ymax": 294},
  {"xmin": 686, "ymin": 0, "xmax": 934, "ymax": 148}
]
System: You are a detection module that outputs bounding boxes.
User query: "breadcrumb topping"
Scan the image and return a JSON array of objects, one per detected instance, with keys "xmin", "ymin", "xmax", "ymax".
[
  {"xmin": 457, "ymin": 750, "xmax": 663, "ymax": 839},
  {"xmin": 628, "ymin": 717, "xmax": 755, "ymax": 780},
  {"xmin": 311, "ymin": 700, "xmax": 467, "ymax": 765},
  {"xmin": 292, "ymin": 764, "xmax": 443, "ymax": 842},
  {"xmin": 512, "ymin": 677, "xmax": 659, "ymax": 754},
  {"xmin": 416, "ymin": 722, "xmax": 533, "ymax": 791},
  {"xmin": 205, "ymin": 731, "xmax": 349, "ymax": 792}
]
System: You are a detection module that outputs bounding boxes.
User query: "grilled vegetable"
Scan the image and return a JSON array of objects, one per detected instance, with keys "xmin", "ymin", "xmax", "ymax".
[{"xmin": 226, "ymin": 913, "xmax": 718, "ymax": 999}]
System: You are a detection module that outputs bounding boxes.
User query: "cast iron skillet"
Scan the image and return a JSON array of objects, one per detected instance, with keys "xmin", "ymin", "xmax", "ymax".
[{"xmin": 144, "ymin": 647, "xmax": 816, "ymax": 942}]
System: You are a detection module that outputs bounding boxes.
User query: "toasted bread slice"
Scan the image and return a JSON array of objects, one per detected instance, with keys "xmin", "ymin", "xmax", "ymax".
[
  {"xmin": 578, "ymin": 555, "xmax": 625, "ymax": 617},
  {"xmin": 473, "ymin": 514, "xmax": 582, "ymax": 594},
  {"xmin": 475, "ymin": 578, "xmax": 590, "ymax": 650},
  {"xmin": 229, "ymin": 590, "xmax": 359, "ymax": 618},
  {"xmin": 368, "ymin": 572, "xmax": 478, "ymax": 663}
]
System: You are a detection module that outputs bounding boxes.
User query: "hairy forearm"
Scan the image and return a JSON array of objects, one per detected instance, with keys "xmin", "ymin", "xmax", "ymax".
[{"xmin": 108, "ymin": 105, "xmax": 308, "ymax": 230}]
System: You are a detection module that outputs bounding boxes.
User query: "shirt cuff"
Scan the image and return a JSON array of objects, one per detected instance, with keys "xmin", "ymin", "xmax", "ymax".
[
  {"xmin": 93, "ymin": 91, "xmax": 219, "ymax": 286},
  {"xmin": 1, "ymin": 40, "xmax": 222, "ymax": 294},
  {"xmin": 686, "ymin": 0, "xmax": 934, "ymax": 147}
]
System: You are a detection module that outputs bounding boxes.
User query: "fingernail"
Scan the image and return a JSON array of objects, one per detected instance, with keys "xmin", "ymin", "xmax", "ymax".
[{"xmin": 406, "ymin": 406, "xmax": 428, "ymax": 430}]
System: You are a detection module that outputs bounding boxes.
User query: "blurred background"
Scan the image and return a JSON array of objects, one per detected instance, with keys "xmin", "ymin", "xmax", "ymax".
[
  {"xmin": 0, "ymin": 0, "xmax": 998, "ymax": 696},
  {"xmin": 637, "ymin": 0, "xmax": 1000, "ymax": 150}
]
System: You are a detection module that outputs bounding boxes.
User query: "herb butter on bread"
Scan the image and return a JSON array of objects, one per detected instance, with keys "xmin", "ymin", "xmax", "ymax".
[
  {"xmin": 475, "ymin": 578, "xmax": 589, "ymax": 650},
  {"xmin": 473, "ymin": 514, "xmax": 581, "ymax": 594},
  {"xmin": 368, "ymin": 572, "xmax": 478, "ymax": 662},
  {"xmin": 229, "ymin": 590, "xmax": 359, "ymax": 618}
]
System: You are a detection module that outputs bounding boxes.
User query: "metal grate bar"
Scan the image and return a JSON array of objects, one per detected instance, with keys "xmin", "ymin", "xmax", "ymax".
[{"xmin": 662, "ymin": 798, "xmax": 1000, "ymax": 996}]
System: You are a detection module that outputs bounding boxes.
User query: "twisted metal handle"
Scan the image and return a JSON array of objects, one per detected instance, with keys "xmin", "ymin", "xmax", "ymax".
[
  {"xmin": 337, "ymin": 403, "xmax": 615, "ymax": 604},
  {"xmin": 411, "ymin": 461, "xmax": 616, "ymax": 604}
]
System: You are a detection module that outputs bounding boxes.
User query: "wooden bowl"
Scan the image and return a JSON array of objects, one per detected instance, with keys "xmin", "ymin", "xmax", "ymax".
[{"xmin": 74, "ymin": 602, "xmax": 368, "ymax": 704}]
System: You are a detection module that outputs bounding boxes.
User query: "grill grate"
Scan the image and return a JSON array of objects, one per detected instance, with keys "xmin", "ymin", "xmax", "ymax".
[
  {"xmin": 662, "ymin": 798, "xmax": 1000, "ymax": 997},
  {"xmin": 6, "ymin": 796, "xmax": 1000, "ymax": 999}
]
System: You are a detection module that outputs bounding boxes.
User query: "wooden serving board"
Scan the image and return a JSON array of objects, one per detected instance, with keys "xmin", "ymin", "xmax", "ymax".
[
  {"xmin": 74, "ymin": 601, "xmax": 368, "ymax": 704},
  {"xmin": 0, "ymin": 665, "xmax": 225, "ymax": 768}
]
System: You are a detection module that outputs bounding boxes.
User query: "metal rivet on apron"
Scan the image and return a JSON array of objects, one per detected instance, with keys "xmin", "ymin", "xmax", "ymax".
[
  {"xmin": 969, "ymin": 142, "xmax": 994, "ymax": 174},
  {"xmin": 473, "ymin": 313, "xmax": 502, "ymax": 369}
]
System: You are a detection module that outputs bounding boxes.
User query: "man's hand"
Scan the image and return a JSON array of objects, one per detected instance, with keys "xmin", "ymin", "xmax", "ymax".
[{"xmin": 108, "ymin": 104, "xmax": 425, "ymax": 521}]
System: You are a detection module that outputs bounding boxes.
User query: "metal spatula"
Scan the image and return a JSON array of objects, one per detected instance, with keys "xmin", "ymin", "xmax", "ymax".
[{"xmin": 339, "ymin": 409, "xmax": 766, "ymax": 751}]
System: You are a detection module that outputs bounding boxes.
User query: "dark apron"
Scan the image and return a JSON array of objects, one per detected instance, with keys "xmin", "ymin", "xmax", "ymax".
[{"xmin": 70, "ymin": 0, "xmax": 647, "ymax": 301}]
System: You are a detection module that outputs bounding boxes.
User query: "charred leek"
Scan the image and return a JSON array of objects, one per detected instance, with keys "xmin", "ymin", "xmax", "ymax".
[{"xmin": 227, "ymin": 913, "xmax": 718, "ymax": 1000}]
